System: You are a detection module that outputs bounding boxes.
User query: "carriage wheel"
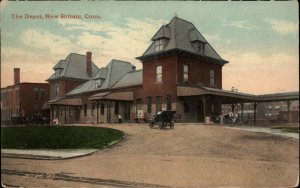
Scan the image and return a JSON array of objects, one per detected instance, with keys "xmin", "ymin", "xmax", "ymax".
[
  {"xmin": 149, "ymin": 121, "xmax": 154, "ymax": 128},
  {"xmin": 170, "ymin": 121, "xmax": 175, "ymax": 129},
  {"xmin": 159, "ymin": 123, "xmax": 163, "ymax": 129}
]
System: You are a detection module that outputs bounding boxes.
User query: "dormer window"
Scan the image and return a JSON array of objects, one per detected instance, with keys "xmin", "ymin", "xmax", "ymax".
[
  {"xmin": 155, "ymin": 39, "xmax": 165, "ymax": 51},
  {"xmin": 55, "ymin": 69, "xmax": 62, "ymax": 77},
  {"xmin": 195, "ymin": 41, "xmax": 205, "ymax": 54},
  {"xmin": 192, "ymin": 41, "xmax": 206, "ymax": 54},
  {"xmin": 95, "ymin": 79, "xmax": 102, "ymax": 88},
  {"xmin": 198, "ymin": 42, "xmax": 205, "ymax": 54}
]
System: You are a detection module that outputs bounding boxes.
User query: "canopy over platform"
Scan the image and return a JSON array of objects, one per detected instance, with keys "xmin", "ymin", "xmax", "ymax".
[
  {"xmin": 89, "ymin": 91, "xmax": 133, "ymax": 101},
  {"xmin": 256, "ymin": 92, "xmax": 299, "ymax": 102},
  {"xmin": 177, "ymin": 85, "xmax": 256, "ymax": 104},
  {"xmin": 177, "ymin": 85, "xmax": 299, "ymax": 104}
]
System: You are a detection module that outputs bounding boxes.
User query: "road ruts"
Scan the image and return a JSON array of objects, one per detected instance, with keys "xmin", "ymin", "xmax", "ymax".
[{"xmin": 2, "ymin": 169, "xmax": 171, "ymax": 188}]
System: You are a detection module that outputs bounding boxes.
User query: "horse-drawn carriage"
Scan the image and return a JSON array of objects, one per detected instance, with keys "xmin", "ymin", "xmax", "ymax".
[{"xmin": 149, "ymin": 111, "xmax": 176, "ymax": 129}]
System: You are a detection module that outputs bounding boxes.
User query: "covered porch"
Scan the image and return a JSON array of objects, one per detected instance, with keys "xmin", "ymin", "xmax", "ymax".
[
  {"xmin": 48, "ymin": 97, "xmax": 82, "ymax": 124},
  {"xmin": 89, "ymin": 91, "xmax": 133, "ymax": 123},
  {"xmin": 177, "ymin": 85, "xmax": 256, "ymax": 124}
]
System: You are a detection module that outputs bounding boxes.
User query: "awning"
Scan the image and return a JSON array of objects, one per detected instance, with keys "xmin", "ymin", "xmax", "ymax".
[
  {"xmin": 256, "ymin": 92, "xmax": 299, "ymax": 102},
  {"xmin": 48, "ymin": 98, "xmax": 82, "ymax": 106},
  {"xmin": 177, "ymin": 85, "xmax": 256, "ymax": 102},
  {"xmin": 89, "ymin": 91, "xmax": 133, "ymax": 101},
  {"xmin": 177, "ymin": 85, "xmax": 299, "ymax": 103}
]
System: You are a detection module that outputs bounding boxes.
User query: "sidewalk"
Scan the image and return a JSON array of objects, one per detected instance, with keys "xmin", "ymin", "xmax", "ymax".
[
  {"xmin": 225, "ymin": 126, "xmax": 299, "ymax": 140},
  {"xmin": 1, "ymin": 149, "xmax": 98, "ymax": 160}
]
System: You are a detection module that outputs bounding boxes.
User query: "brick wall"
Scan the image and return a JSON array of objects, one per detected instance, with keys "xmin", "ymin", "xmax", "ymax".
[
  {"xmin": 177, "ymin": 55, "xmax": 223, "ymax": 89},
  {"xmin": 141, "ymin": 56, "xmax": 177, "ymax": 111}
]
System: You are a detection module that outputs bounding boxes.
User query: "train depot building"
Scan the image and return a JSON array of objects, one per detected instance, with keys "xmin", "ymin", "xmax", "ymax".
[
  {"xmin": 2, "ymin": 16, "xmax": 296, "ymax": 125},
  {"xmin": 44, "ymin": 16, "xmax": 298, "ymax": 125}
]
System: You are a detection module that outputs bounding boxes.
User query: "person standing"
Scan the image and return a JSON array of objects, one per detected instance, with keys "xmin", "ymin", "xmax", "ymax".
[{"xmin": 118, "ymin": 114, "xmax": 122, "ymax": 124}]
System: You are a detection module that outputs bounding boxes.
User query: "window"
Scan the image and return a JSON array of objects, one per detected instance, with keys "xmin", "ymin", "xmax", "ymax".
[
  {"xmin": 166, "ymin": 95, "xmax": 171, "ymax": 111},
  {"xmin": 156, "ymin": 65, "xmax": 162, "ymax": 82},
  {"xmin": 40, "ymin": 90, "xmax": 44, "ymax": 100},
  {"xmin": 55, "ymin": 69, "xmax": 61, "ymax": 77},
  {"xmin": 55, "ymin": 84, "xmax": 60, "ymax": 97},
  {"xmin": 69, "ymin": 107, "xmax": 72, "ymax": 117},
  {"xmin": 95, "ymin": 79, "xmax": 102, "ymax": 88},
  {"xmin": 210, "ymin": 70, "xmax": 215, "ymax": 87},
  {"xmin": 35, "ymin": 90, "xmax": 39, "ymax": 100},
  {"xmin": 183, "ymin": 64, "xmax": 189, "ymax": 82},
  {"xmin": 91, "ymin": 102, "xmax": 95, "ymax": 116},
  {"xmin": 16, "ymin": 90, "xmax": 20, "ymax": 101},
  {"xmin": 84, "ymin": 104, "xmax": 87, "ymax": 116},
  {"xmin": 114, "ymin": 102, "xmax": 119, "ymax": 115},
  {"xmin": 156, "ymin": 96, "xmax": 162, "ymax": 112},
  {"xmin": 197, "ymin": 42, "xmax": 205, "ymax": 54},
  {"xmin": 136, "ymin": 98, "xmax": 141, "ymax": 112},
  {"xmin": 100, "ymin": 101, "xmax": 105, "ymax": 115},
  {"xmin": 155, "ymin": 39, "xmax": 165, "ymax": 51},
  {"xmin": 55, "ymin": 106, "xmax": 59, "ymax": 118},
  {"xmin": 147, "ymin": 97, "xmax": 152, "ymax": 113}
]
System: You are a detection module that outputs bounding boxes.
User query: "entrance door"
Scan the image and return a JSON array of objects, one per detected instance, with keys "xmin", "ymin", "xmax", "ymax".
[
  {"xmin": 123, "ymin": 102, "xmax": 131, "ymax": 121},
  {"xmin": 197, "ymin": 102, "xmax": 204, "ymax": 122}
]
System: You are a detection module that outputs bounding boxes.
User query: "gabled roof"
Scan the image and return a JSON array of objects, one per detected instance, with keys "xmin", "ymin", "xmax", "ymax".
[
  {"xmin": 47, "ymin": 53, "xmax": 99, "ymax": 81},
  {"xmin": 112, "ymin": 70, "xmax": 142, "ymax": 88},
  {"xmin": 53, "ymin": 60, "xmax": 66, "ymax": 69},
  {"xmin": 137, "ymin": 16, "xmax": 228, "ymax": 64},
  {"xmin": 66, "ymin": 59, "xmax": 140, "ymax": 96},
  {"xmin": 93, "ymin": 67, "xmax": 107, "ymax": 80}
]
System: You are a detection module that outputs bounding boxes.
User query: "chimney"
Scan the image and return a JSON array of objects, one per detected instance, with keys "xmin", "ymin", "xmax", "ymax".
[
  {"xmin": 86, "ymin": 51, "xmax": 92, "ymax": 77},
  {"xmin": 14, "ymin": 68, "xmax": 20, "ymax": 85}
]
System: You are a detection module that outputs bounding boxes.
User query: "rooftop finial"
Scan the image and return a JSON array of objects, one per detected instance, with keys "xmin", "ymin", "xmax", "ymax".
[{"xmin": 174, "ymin": 13, "xmax": 178, "ymax": 17}]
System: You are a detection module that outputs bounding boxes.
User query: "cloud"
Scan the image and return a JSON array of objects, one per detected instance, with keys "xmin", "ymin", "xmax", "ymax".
[
  {"xmin": 266, "ymin": 19, "xmax": 298, "ymax": 35},
  {"xmin": 20, "ymin": 28, "xmax": 72, "ymax": 55},
  {"xmin": 222, "ymin": 51, "xmax": 299, "ymax": 94},
  {"xmin": 204, "ymin": 34, "xmax": 231, "ymax": 52},
  {"xmin": 59, "ymin": 17, "xmax": 168, "ymax": 68},
  {"xmin": 1, "ymin": 47, "xmax": 55, "ymax": 87},
  {"xmin": 229, "ymin": 20, "xmax": 258, "ymax": 30},
  {"xmin": 2, "ymin": 17, "xmax": 168, "ymax": 87}
]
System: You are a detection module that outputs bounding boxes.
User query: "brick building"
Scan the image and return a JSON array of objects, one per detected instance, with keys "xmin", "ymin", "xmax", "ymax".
[
  {"xmin": 47, "ymin": 16, "xmax": 299, "ymax": 124},
  {"xmin": 1, "ymin": 68, "xmax": 50, "ymax": 122}
]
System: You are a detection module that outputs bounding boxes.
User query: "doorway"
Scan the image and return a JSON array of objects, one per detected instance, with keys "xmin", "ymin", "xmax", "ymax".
[{"xmin": 197, "ymin": 101, "xmax": 204, "ymax": 122}]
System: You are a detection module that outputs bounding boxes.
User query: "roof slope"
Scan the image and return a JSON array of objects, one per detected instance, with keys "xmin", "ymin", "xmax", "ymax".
[
  {"xmin": 67, "ymin": 59, "xmax": 141, "ymax": 96},
  {"xmin": 139, "ymin": 16, "xmax": 227, "ymax": 63},
  {"xmin": 112, "ymin": 70, "xmax": 143, "ymax": 88},
  {"xmin": 48, "ymin": 53, "xmax": 99, "ymax": 81}
]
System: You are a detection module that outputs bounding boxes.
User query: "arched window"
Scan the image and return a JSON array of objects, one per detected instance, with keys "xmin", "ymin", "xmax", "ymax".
[{"xmin": 156, "ymin": 65, "xmax": 162, "ymax": 82}]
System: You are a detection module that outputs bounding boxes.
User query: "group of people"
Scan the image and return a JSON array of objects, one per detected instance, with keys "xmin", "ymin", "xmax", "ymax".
[{"xmin": 217, "ymin": 112, "xmax": 239, "ymax": 125}]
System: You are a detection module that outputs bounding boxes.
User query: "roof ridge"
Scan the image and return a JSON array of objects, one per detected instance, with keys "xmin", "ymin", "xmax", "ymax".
[
  {"xmin": 174, "ymin": 16, "xmax": 177, "ymax": 48},
  {"xmin": 63, "ymin": 56, "xmax": 71, "ymax": 77},
  {"xmin": 111, "ymin": 59, "xmax": 131, "ymax": 64},
  {"xmin": 107, "ymin": 60, "xmax": 114, "ymax": 88}
]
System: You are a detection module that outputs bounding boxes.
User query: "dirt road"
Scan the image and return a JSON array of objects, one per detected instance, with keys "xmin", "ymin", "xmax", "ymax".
[{"xmin": 1, "ymin": 124, "xmax": 299, "ymax": 187}]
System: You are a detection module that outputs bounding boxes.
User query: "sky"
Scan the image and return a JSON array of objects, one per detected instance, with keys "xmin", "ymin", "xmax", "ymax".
[{"xmin": 0, "ymin": 1, "xmax": 299, "ymax": 95}]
